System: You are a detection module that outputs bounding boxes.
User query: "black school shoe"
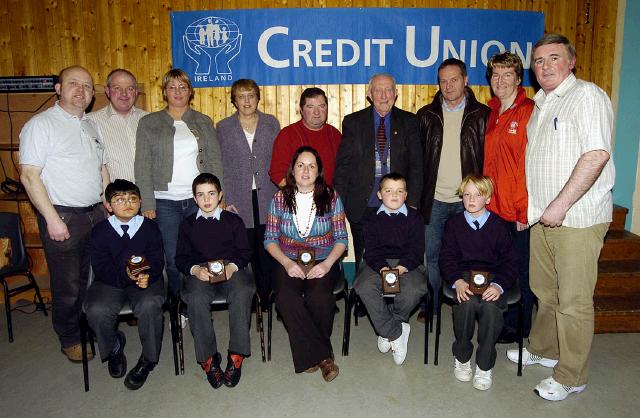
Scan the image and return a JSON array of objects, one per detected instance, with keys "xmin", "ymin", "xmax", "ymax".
[
  {"xmin": 108, "ymin": 331, "xmax": 127, "ymax": 378},
  {"xmin": 202, "ymin": 352, "xmax": 224, "ymax": 389},
  {"xmin": 124, "ymin": 356, "xmax": 156, "ymax": 390},
  {"xmin": 223, "ymin": 353, "xmax": 244, "ymax": 388}
]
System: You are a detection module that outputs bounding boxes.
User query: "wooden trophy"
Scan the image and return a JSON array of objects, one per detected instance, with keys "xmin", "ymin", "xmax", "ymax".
[
  {"xmin": 381, "ymin": 269, "xmax": 401, "ymax": 297},
  {"xmin": 297, "ymin": 249, "xmax": 316, "ymax": 277},
  {"xmin": 468, "ymin": 270, "xmax": 490, "ymax": 295},
  {"xmin": 127, "ymin": 255, "xmax": 150, "ymax": 277},
  {"xmin": 207, "ymin": 259, "xmax": 227, "ymax": 283}
]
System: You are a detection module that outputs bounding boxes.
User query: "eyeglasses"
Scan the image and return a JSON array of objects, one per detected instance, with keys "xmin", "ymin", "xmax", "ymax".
[
  {"xmin": 111, "ymin": 196, "xmax": 140, "ymax": 206},
  {"xmin": 166, "ymin": 85, "xmax": 189, "ymax": 92}
]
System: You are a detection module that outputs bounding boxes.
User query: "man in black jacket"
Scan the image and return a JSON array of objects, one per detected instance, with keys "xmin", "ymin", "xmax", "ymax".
[
  {"xmin": 417, "ymin": 59, "xmax": 490, "ymax": 319},
  {"xmin": 334, "ymin": 73, "xmax": 422, "ymax": 272}
]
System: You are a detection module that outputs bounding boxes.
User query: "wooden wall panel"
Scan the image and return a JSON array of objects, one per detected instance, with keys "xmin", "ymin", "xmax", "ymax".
[{"xmin": 0, "ymin": 0, "xmax": 618, "ymax": 131}]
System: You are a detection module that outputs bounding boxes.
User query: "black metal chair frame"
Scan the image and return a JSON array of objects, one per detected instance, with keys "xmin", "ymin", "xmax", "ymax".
[
  {"xmin": 0, "ymin": 212, "xmax": 48, "ymax": 343},
  {"xmin": 434, "ymin": 282, "xmax": 523, "ymax": 376},
  {"xmin": 79, "ymin": 268, "xmax": 181, "ymax": 391},
  {"xmin": 267, "ymin": 272, "xmax": 351, "ymax": 361}
]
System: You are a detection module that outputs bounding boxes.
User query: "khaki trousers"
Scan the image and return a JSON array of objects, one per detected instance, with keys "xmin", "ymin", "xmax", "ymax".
[{"xmin": 528, "ymin": 222, "xmax": 608, "ymax": 386}]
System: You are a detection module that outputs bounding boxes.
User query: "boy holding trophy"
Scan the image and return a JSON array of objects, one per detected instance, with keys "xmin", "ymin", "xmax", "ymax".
[
  {"xmin": 353, "ymin": 173, "xmax": 427, "ymax": 366},
  {"xmin": 176, "ymin": 173, "xmax": 255, "ymax": 389},
  {"xmin": 87, "ymin": 179, "xmax": 165, "ymax": 390},
  {"xmin": 439, "ymin": 175, "xmax": 518, "ymax": 390}
]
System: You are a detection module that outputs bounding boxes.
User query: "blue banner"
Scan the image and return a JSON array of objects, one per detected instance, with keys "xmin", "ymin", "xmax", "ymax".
[{"xmin": 171, "ymin": 8, "xmax": 544, "ymax": 88}]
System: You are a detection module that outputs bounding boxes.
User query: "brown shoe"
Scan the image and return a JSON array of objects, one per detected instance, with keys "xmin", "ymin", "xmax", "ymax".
[
  {"xmin": 304, "ymin": 365, "xmax": 319, "ymax": 373},
  {"xmin": 61, "ymin": 343, "xmax": 94, "ymax": 363},
  {"xmin": 417, "ymin": 312, "xmax": 427, "ymax": 324},
  {"xmin": 318, "ymin": 358, "xmax": 339, "ymax": 382}
]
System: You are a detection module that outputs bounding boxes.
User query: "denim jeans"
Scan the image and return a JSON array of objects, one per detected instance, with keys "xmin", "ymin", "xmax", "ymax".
[
  {"xmin": 155, "ymin": 198, "xmax": 197, "ymax": 293},
  {"xmin": 424, "ymin": 199, "xmax": 464, "ymax": 313}
]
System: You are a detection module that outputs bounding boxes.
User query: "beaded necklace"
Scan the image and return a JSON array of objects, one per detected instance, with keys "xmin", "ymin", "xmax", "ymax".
[{"xmin": 294, "ymin": 190, "xmax": 316, "ymax": 237}]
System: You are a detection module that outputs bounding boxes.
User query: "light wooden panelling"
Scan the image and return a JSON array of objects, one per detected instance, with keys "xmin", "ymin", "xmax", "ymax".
[{"xmin": 0, "ymin": 0, "xmax": 617, "ymax": 128}]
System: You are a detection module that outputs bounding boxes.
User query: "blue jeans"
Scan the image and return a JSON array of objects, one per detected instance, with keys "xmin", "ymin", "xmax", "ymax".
[
  {"xmin": 155, "ymin": 198, "xmax": 198, "ymax": 293},
  {"xmin": 424, "ymin": 199, "xmax": 464, "ymax": 313}
]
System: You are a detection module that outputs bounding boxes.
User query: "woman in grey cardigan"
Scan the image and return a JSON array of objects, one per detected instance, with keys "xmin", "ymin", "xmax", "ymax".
[
  {"xmin": 217, "ymin": 79, "xmax": 279, "ymax": 308},
  {"xmin": 135, "ymin": 68, "xmax": 223, "ymax": 293}
]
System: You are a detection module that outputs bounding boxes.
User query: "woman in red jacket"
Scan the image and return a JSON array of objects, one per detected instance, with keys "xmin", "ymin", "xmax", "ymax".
[{"xmin": 483, "ymin": 52, "xmax": 535, "ymax": 342}]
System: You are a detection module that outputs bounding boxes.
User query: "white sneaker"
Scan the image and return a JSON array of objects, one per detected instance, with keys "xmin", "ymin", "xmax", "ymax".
[
  {"xmin": 377, "ymin": 336, "xmax": 391, "ymax": 353},
  {"xmin": 390, "ymin": 323, "xmax": 410, "ymax": 365},
  {"xmin": 473, "ymin": 366, "xmax": 493, "ymax": 390},
  {"xmin": 534, "ymin": 376, "xmax": 587, "ymax": 401},
  {"xmin": 507, "ymin": 348, "xmax": 558, "ymax": 368},
  {"xmin": 453, "ymin": 358, "xmax": 472, "ymax": 382},
  {"xmin": 180, "ymin": 314, "xmax": 189, "ymax": 329}
]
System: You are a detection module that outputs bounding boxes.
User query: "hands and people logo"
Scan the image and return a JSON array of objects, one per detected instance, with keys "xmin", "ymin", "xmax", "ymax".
[{"xmin": 182, "ymin": 16, "xmax": 242, "ymax": 77}]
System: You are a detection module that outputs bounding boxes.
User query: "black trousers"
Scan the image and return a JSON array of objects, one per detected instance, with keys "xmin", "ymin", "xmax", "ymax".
[
  {"xmin": 182, "ymin": 268, "xmax": 256, "ymax": 362},
  {"xmin": 502, "ymin": 224, "xmax": 535, "ymax": 336},
  {"xmin": 273, "ymin": 262, "xmax": 339, "ymax": 373},
  {"xmin": 452, "ymin": 293, "xmax": 507, "ymax": 371},
  {"xmin": 38, "ymin": 205, "xmax": 105, "ymax": 347},
  {"xmin": 85, "ymin": 279, "xmax": 165, "ymax": 363},
  {"xmin": 248, "ymin": 190, "xmax": 275, "ymax": 309}
]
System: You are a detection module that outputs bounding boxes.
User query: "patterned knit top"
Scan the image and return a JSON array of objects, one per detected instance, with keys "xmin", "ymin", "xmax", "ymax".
[{"xmin": 264, "ymin": 189, "xmax": 348, "ymax": 260}]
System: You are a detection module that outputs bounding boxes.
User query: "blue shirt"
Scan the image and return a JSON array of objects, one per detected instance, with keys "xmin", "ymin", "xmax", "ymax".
[
  {"xmin": 442, "ymin": 96, "xmax": 466, "ymax": 112},
  {"xmin": 377, "ymin": 203, "xmax": 408, "ymax": 216},
  {"xmin": 463, "ymin": 210, "xmax": 490, "ymax": 229},
  {"xmin": 196, "ymin": 206, "xmax": 222, "ymax": 220},
  {"xmin": 109, "ymin": 214, "xmax": 144, "ymax": 238}
]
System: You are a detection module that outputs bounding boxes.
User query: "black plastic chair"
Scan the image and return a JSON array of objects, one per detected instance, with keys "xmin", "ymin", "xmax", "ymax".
[
  {"xmin": 79, "ymin": 267, "xmax": 180, "ymax": 391},
  {"xmin": 434, "ymin": 282, "xmax": 523, "ymax": 376},
  {"xmin": 267, "ymin": 265, "xmax": 351, "ymax": 361},
  {"xmin": 0, "ymin": 212, "xmax": 48, "ymax": 343}
]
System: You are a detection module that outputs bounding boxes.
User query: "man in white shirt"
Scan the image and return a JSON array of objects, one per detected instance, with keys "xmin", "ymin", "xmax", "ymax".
[
  {"xmin": 506, "ymin": 34, "xmax": 615, "ymax": 401},
  {"xmin": 88, "ymin": 68, "xmax": 148, "ymax": 182},
  {"xmin": 20, "ymin": 65, "xmax": 110, "ymax": 363}
]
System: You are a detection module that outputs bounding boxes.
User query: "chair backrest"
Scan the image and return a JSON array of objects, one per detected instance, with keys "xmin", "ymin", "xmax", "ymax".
[{"xmin": 0, "ymin": 212, "xmax": 29, "ymax": 275}]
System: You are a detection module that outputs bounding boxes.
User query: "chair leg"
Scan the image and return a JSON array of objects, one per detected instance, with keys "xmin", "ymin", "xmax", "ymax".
[
  {"xmin": 423, "ymin": 293, "xmax": 429, "ymax": 365},
  {"xmin": 27, "ymin": 272, "xmax": 48, "ymax": 317},
  {"xmin": 354, "ymin": 295, "xmax": 360, "ymax": 327},
  {"xmin": 517, "ymin": 300, "xmax": 524, "ymax": 376},
  {"xmin": 344, "ymin": 289, "xmax": 353, "ymax": 356},
  {"xmin": 177, "ymin": 300, "xmax": 185, "ymax": 375},
  {"xmin": 256, "ymin": 295, "xmax": 266, "ymax": 363},
  {"xmin": 434, "ymin": 289, "xmax": 443, "ymax": 366},
  {"xmin": 80, "ymin": 314, "xmax": 90, "ymax": 392},
  {"xmin": 2, "ymin": 278, "xmax": 13, "ymax": 343},
  {"xmin": 341, "ymin": 287, "xmax": 349, "ymax": 356},
  {"xmin": 267, "ymin": 292, "xmax": 273, "ymax": 361},
  {"xmin": 167, "ymin": 296, "xmax": 180, "ymax": 376}
]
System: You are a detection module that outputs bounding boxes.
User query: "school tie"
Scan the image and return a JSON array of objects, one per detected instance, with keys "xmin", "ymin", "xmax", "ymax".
[
  {"xmin": 121, "ymin": 225, "xmax": 130, "ymax": 240},
  {"xmin": 473, "ymin": 220, "xmax": 480, "ymax": 230},
  {"xmin": 377, "ymin": 117, "xmax": 387, "ymax": 157}
]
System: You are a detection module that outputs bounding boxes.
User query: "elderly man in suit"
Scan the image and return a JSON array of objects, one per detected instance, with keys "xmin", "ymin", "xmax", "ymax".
[{"xmin": 334, "ymin": 73, "xmax": 423, "ymax": 272}]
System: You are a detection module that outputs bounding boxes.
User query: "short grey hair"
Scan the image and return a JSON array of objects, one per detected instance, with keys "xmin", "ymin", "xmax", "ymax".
[
  {"xmin": 106, "ymin": 68, "xmax": 138, "ymax": 88},
  {"xmin": 533, "ymin": 34, "xmax": 576, "ymax": 61},
  {"xmin": 367, "ymin": 73, "xmax": 397, "ymax": 96}
]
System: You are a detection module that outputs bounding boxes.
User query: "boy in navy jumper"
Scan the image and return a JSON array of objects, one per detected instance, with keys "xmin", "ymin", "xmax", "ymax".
[
  {"xmin": 87, "ymin": 179, "xmax": 165, "ymax": 390},
  {"xmin": 353, "ymin": 173, "xmax": 427, "ymax": 366},
  {"xmin": 176, "ymin": 173, "xmax": 255, "ymax": 389},
  {"xmin": 439, "ymin": 175, "xmax": 518, "ymax": 391}
]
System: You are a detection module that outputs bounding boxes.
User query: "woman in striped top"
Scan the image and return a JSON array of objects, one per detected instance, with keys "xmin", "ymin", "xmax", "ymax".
[{"xmin": 264, "ymin": 146, "xmax": 347, "ymax": 382}]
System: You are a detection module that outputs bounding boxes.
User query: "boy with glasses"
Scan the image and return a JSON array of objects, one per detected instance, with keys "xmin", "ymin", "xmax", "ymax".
[{"xmin": 86, "ymin": 179, "xmax": 165, "ymax": 390}]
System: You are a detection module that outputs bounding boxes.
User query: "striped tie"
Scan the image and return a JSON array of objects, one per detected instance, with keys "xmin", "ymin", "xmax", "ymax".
[{"xmin": 377, "ymin": 117, "xmax": 387, "ymax": 157}]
